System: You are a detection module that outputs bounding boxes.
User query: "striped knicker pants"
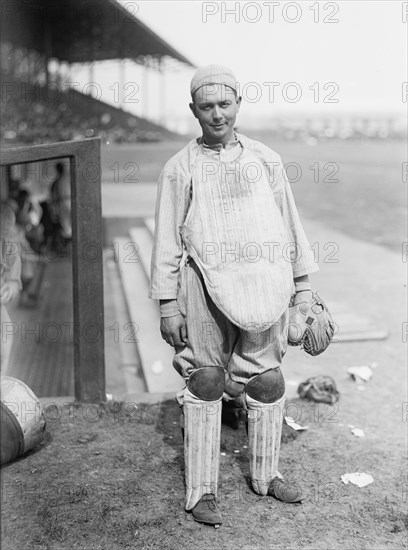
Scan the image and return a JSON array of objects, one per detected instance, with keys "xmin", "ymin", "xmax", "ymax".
[{"xmin": 173, "ymin": 258, "xmax": 289, "ymax": 387}]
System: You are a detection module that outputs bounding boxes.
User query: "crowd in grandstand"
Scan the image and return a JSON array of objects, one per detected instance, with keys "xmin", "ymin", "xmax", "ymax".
[{"xmin": 1, "ymin": 76, "xmax": 166, "ymax": 145}]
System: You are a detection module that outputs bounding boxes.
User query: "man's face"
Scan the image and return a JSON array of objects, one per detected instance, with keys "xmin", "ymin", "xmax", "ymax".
[{"xmin": 190, "ymin": 85, "xmax": 242, "ymax": 145}]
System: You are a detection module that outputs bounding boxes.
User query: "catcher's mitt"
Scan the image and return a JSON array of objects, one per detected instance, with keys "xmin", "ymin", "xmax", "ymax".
[
  {"xmin": 288, "ymin": 291, "xmax": 336, "ymax": 356},
  {"xmin": 297, "ymin": 375, "xmax": 340, "ymax": 404}
]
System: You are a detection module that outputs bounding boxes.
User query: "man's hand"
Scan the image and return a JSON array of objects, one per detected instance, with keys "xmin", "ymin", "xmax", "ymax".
[
  {"xmin": 160, "ymin": 314, "xmax": 188, "ymax": 348},
  {"xmin": 292, "ymin": 289, "xmax": 313, "ymax": 310},
  {"xmin": 0, "ymin": 281, "xmax": 20, "ymax": 305},
  {"xmin": 288, "ymin": 290, "xmax": 314, "ymax": 343}
]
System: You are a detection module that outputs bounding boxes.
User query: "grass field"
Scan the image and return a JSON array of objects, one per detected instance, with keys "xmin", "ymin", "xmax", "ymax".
[{"xmin": 101, "ymin": 135, "xmax": 406, "ymax": 252}]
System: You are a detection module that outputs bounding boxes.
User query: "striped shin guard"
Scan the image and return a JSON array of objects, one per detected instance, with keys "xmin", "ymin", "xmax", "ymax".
[
  {"xmin": 246, "ymin": 394, "xmax": 285, "ymax": 496},
  {"xmin": 183, "ymin": 388, "xmax": 222, "ymax": 510}
]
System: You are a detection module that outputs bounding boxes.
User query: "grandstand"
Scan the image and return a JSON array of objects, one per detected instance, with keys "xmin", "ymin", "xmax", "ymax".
[
  {"xmin": 1, "ymin": 79, "xmax": 180, "ymax": 144},
  {"xmin": 1, "ymin": 0, "xmax": 194, "ymax": 145},
  {"xmin": 0, "ymin": 0, "xmax": 194, "ymax": 400}
]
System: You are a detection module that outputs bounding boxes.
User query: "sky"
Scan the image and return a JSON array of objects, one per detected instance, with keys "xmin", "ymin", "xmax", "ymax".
[{"xmin": 71, "ymin": 1, "xmax": 407, "ymax": 131}]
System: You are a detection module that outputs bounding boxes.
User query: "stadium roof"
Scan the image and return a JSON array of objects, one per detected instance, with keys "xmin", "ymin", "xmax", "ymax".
[{"xmin": 1, "ymin": 0, "xmax": 194, "ymax": 66}]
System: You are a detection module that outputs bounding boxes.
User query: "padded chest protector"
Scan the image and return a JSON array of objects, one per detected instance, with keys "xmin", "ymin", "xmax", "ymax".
[{"xmin": 182, "ymin": 144, "xmax": 293, "ymax": 332}]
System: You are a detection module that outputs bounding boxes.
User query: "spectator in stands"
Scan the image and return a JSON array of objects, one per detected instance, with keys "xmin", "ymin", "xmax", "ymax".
[{"xmin": 1, "ymin": 203, "xmax": 22, "ymax": 374}]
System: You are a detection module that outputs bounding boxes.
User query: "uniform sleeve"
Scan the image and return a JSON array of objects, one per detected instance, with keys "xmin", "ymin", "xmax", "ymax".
[
  {"xmin": 272, "ymin": 157, "xmax": 319, "ymax": 279},
  {"xmin": 149, "ymin": 168, "xmax": 190, "ymax": 300}
]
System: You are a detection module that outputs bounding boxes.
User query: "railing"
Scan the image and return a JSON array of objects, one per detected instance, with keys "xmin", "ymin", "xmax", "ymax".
[{"xmin": 1, "ymin": 138, "xmax": 105, "ymax": 402}]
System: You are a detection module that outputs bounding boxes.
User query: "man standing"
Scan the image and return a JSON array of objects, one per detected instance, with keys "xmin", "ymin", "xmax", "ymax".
[
  {"xmin": 149, "ymin": 65, "xmax": 319, "ymax": 527},
  {"xmin": 49, "ymin": 162, "xmax": 72, "ymax": 243}
]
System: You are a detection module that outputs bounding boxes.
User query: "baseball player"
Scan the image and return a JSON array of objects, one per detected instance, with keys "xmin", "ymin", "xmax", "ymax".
[{"xmin": 149, "ymin": 65, "xmax": 319, "ymax": 527}]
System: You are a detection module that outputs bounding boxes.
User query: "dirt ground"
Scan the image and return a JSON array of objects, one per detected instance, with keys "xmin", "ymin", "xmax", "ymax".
[{"xmin": 1, "ymin": 387, "xmax": 406, "ymax": 550}]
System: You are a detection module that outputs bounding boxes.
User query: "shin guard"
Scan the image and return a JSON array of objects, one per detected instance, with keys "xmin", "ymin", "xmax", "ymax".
[
  {"xmin": 246, "ymin": 394, "xmax": 285, "ymax": 496},
  {"xmin": 183, "ymin": 388, "xmax": 222, "ymax": 510}
]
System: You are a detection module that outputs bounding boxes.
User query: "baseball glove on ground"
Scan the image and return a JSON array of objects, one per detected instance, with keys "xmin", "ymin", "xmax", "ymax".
[
  {"xmin": 297, "ymin": 375, "xmax": 340, "ymax": 404},
  {"xmin": 288, "ymin": 292, "xmax": 336, "ymax": 356}
]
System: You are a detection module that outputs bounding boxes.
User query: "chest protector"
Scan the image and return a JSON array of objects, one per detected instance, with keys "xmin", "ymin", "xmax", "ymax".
[{"xmin": 181, "ymin": 143, "xmax": 293, "ymax": 332}]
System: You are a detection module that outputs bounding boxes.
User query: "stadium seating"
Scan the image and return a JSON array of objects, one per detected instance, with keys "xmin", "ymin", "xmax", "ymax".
[{"xmin": 1, "ymin": 76, "xmax": 179, "ymax": 145}]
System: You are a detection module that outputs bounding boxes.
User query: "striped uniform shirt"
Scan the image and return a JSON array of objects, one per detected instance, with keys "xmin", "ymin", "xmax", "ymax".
[{"xmin": 149, "ymin": 133, "xmax": 318, "ymax": 301}]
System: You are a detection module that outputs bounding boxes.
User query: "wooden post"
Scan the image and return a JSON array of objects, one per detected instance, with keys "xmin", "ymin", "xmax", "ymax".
[
  {"xmin": 70, "ymin": 139, "xmax": 105, "ymax": 402},
  {"xmin": 0, "ymin": 138, "xmax": 105, "ymax": 403},
  {"xmin": 143, "ymin": 56, "xmax": 150, "ymax": 121},
  {"xmin": 159, "ymin": 57, "xmax": 165, "ymax": 126},
  {"xmin": 119, "ymin": 59, "xmax": 125, "ymax": 109},
  {"xmin": 43, "ymin": 24, "xmax": 51, "ymax": 87}
]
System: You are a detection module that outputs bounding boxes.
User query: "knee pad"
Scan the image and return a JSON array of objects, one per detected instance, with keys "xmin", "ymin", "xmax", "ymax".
[
  {"xmin": 187, "ymin": 366, "xmax": 225, "ymax": 401},
  {"xmin": 246, "ymin": 368, "xmax": 285, "ymax": 403}
]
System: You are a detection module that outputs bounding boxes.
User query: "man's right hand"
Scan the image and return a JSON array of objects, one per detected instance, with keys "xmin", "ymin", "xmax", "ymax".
[{"xmin": 160, "ymin": 314, "xmax": 188, "ymax": 348}]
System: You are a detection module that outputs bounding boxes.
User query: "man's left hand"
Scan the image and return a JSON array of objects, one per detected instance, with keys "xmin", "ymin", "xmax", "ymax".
[
  {"xmin": 292, "ymin": 290, "xmax": 313, "ymax": 310},
  {"xmin": 288, "ymin": 290, "xmax": 314, "ymax": 344}
]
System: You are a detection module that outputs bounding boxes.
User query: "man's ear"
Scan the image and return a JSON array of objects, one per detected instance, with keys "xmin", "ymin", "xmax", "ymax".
[
  {"xmin": 189, "ymin": 102, "xmax": 197, "ymax": 118},
  {"xmin": 236, "ymin": 95, "xmax": 242, "ymax": 112}
]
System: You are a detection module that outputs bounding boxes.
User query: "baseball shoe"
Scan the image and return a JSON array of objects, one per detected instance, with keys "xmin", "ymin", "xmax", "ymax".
[
  {"xmin": 191, "ymin": 493, "xmax": 222, "ymax": 527},
  {"xmin": 268, "ymin": 477, "xmax": 302, "ymax": 503}
]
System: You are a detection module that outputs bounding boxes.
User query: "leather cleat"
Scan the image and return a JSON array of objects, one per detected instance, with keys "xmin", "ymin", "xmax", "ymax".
[
  {"xmin": 191, "ymin": 493, "xmax": 222, "ymax": 527},
  {"xmin": 268, "ymin": 477, "xmax": 302, "ymax": 503}
]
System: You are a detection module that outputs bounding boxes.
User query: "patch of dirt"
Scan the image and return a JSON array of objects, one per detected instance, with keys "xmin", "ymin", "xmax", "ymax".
[{"xmin": 1, "ymin": 397, "xmax": 406, "ymax": 550}]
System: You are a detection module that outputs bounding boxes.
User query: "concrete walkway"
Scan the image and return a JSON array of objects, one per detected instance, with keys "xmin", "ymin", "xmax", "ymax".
[{"xmin": 101, "ymin": 183, "xmax": 407, "ymax": 414}]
